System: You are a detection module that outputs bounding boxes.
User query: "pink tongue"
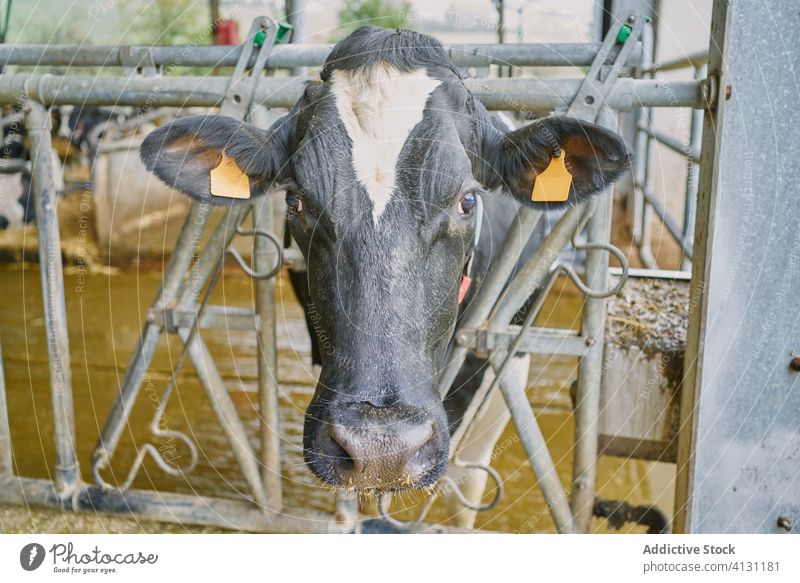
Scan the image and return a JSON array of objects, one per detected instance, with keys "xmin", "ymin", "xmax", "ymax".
[{"xmin": 458, "ymin": 275, "xmax": 472, "ymax": 304}]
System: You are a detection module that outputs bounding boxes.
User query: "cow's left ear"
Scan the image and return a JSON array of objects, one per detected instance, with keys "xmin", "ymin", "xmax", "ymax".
[{"xmin": 479, "ymin": 116, "xmax": 631, "ymax": 209}]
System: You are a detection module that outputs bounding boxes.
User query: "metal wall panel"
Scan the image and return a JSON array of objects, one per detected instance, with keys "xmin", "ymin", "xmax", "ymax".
[{"xmin": 676, "ymin": 0, "xmax": 800, "ymax": 533}]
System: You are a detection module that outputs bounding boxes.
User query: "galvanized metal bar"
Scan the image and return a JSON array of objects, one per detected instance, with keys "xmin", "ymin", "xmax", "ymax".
[
  {"xmin": 637, "ymin": 122, "xmax": 701, "ymax": 164},
  {"xmin": 0, "ymin": 338, "xmax": 12, "ymax": 477},
  {"xmin": 681, "ymin": 64, "xmax": 706, "ymax": 270},
  {"xmin": 177, "ymin": 327, "xmax": 268, "ymax": 508},
  {"xmin": 488, "ymin": 202, "xmax": 593, "ymax": 327},
  {"xmin": 495, "ymin": 354, "xmax": 576, "ymax": 533},
  {"xmin": 640, "ymin": 187, "xmax": 694, "ymax": 260},
  {"xmin": 629, "ymin": 20, "xmax": 654, "ymax": 258},
  {"xmin": 645, "ymin": 50, "xmax": 708, "ymax": 74},
  {"xmin": 252, "ymin": 177, "xmax": 283, "ymax": 512},
  {"xmin": 0, "ymin": 75, "xmax": 706, "ymax": 111},
  {"xmin": 157, "ymin": 306, "xmax": 257, "ymax": 332},
  {"xmin": 0, "ymin": 476, "xmax": 343, "ymax": 533},
  {"xmin": 455, "ymin": 326, "xmax": 587, "ymax": 358},
  {"xmin": 25, "ymin": 100, "xmax": 79, "ymax": 501},
  {"xmin": 637, "ymin": 107, "xmax": 657, "ymax": 269},
  {"xmin": 219, "ymin": 17, "xmax": 280, "ymax": 119},
  {"xmin": 570, "ymin": 108, "xmax": 616, "ymax": 532},
  {"xmin": 0, "ymin": 475, "xmax": 478, "ymax": 533},
  {"xmin": 0, "ymin": 42, "xmax": 642, "ymax": 69},
  {"xmin": 92, "ymin": 202, "xmax": 210, "ymax": 479},
  {"xmin": 567, "ymin": 13, "xmax": 645, "ymax": 120},
  {"xmin": 438, "ymin": 208, "xmax": 543, "ymax": 398},
  {"xmin": 175, "ymin": 206, "xmax": 249, "ymax": 307}
]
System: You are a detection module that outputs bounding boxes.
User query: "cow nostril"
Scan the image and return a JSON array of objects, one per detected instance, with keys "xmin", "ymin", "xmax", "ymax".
[
  {"xmin": 329, "ymin": 424, "xmax": 365, "ymax": 474},
  {"xmin": 327, "ymin": 421, "xmax": 434, "ymax": 485}
]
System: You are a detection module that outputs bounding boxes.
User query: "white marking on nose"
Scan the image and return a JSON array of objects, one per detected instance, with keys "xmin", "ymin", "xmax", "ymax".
[{"xmin": 331, "ymin": 65, "xmax": 441, "ymax": 222}]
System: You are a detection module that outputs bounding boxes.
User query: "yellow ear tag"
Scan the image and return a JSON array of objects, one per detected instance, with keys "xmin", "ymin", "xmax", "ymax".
[
  {"xmin": 531, "ymin": 149, "xmax": 572, "ymax": 203},
  {"xmin": 210, "ymin": 153, "xmax": 250, "ymax": 200}
]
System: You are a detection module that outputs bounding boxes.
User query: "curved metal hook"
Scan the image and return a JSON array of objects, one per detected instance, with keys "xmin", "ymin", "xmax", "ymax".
[
  {"xmin": 557, "ymin": 246, "xmax": 628, "ymax": 298},
  {"xmin": 564, "ymin": 213, "xmax": 630, "ymax": 298},
  {"xmin": 376, "ymin": 462, "xmax": 502, "ymax": 530},
  {"xmin": 439, "ymin": 462, "xmax": 503, "ymax": 512},
  {"xmin": 377, "ymin": 492, "xmax": 437, "ymax": 531},
  {"xmin": 227, "ymin": 227, "xmax": 283, "ymax": 280},
  {"xmin": 93, "ymin": 430, "xmax": 198, "ymax": 492}
]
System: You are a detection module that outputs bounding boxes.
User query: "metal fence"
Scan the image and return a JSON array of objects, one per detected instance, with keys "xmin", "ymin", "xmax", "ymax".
[
  {"xmin": 628, "ymin": 21, "xmax": 707, "ymax": 271},
  {"xmin": 0, "ymin": 13, "xmax": 714, "ymax": 534}
]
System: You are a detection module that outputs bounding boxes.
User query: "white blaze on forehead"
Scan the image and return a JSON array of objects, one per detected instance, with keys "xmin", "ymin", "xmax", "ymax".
[{"xmin": 330, "ymin": 65, "xmax": 441, "ymax": 221}]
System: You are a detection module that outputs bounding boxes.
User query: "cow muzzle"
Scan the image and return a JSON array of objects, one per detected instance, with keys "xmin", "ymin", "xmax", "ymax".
[{"xmin": 304, "ymin": 401, "xmax": 447, "ymax": 491}]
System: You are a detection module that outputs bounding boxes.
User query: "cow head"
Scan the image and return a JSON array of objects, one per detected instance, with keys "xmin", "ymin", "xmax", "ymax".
[{"xmin": 140, "ymin": 27, "xmax": 630, "ymax": 493}]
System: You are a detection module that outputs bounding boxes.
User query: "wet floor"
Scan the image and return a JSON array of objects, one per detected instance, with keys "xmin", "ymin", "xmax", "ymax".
[{"xmin": 0, "ymin": 262, "xmax": 674, "ymax": 533}]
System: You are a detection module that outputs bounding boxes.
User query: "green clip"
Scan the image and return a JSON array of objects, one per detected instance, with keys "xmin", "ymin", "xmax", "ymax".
[
  {"xmin": 616, "ymin": 24, "xmax": 632, "ymax": 43},
  {"xmin": 276, "ymin": 22, "xmax": 293, "ymax": 44},
  {"xmin": 253, "ymin": 30, "xmax": 267, "ymax": 47}
]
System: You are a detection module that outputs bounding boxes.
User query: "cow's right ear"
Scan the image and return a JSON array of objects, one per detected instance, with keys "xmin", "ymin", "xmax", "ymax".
[{"xmin": 140, "ymin": 113, "xmax": 293, "ymax": 205}]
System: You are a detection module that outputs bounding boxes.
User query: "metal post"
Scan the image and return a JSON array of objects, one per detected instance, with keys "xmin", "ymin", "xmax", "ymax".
[
  {"xmin": 570, "ymin": 108, "xmax": 617, "ymax": 532},
  {"xmin": 632, "ymin": 21, "xmax": 657, "ymax": 268},
  {"xmin": 286, "ymin": 0, "xmax": 307, "ymax": 77},
  {"xmin": 0, "ymin": 338, "xmax": 12, "ymax": 477},
  {"xmin": 681, "ymin": 64, "xmax": 705, "ymax": 270},
  {"xmin": 25, "ymin": 100, "xmax": 79, "ymax": 500},
  {"xmin": 253, "ymin": 186, "xmax": 283, "ymax": 512}
]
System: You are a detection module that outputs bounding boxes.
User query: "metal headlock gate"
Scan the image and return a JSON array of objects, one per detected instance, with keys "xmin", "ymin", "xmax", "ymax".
[{"xmin": 2, "ymin": 0, "xmax": 793, "ymax": 534}]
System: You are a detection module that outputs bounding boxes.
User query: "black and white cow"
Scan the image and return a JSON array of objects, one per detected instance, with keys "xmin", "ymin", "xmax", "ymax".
[{"xmin": 140, "ymin": 27, "xmax": 629, "ymax": 493}]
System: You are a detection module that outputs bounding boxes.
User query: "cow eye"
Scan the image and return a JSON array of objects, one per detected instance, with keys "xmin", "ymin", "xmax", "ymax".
[
  {"xmin": 286, "ymin": 191, "xmax": 304, "ymax": 215},
  {"xmin": 457, "ymin": 191, "xmax": 477, "ymax": 215}
]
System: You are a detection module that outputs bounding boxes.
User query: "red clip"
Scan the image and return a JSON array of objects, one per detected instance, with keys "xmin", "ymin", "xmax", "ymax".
[
  {"xmin": 458, "ymin": 253, "xmax": 474, "ymax": 305},
  {"xmin": 458, "ymin": 274, "xmax": 472, "ymax": 304}
]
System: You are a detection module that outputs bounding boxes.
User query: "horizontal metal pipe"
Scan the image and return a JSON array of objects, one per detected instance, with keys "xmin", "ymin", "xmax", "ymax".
[
  {"xmin": 641, "ymin": 188, "xmax": 694, "ymax": 260},
  {"xmin": 0, "ymin": 476, "xmax": 481, "ymax": 534},
  {"xmin": 645, "ymin": 51, "xmax": 708, "ymax": 74},
  {"xmin": 638, "ymin": 122, "xmax": 700, "ymax": 163},
  {"xmin": 0, "ymin": 75, "xmax": 705, "ymax": 111},
  {"xmin": 0, "ymin": 42, "xmax": 641, "ymax": 69}
]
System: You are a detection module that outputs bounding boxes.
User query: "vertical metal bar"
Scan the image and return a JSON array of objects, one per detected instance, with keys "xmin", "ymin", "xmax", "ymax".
[
  {"xmin": 93, "ymin": 201, "xmax": 210, "ymax": 476},
  {"xmin": 570, "ymin": 108, "xmax": 616, "ymax": 533},
  {"xmin": 253, "ymin": 194, "xmax": 282, "ymax": 511},
  {"xmin": 680, "ymin": 64, "xmax": 705, "ymax": 271},
  {"xmin": 633, "ymin": 22, "xmax": 656, "ymax": 269},
  {"xmin": 25, "ymin": 100, "xmax": 79, "ymax": 500},
  {"xmin": 638, "ymin": 120, "xmax": 657, "ymax": 268},
  {"xmin": 0, "ymin": 337, "xmax": 12, "ymax": 477},
  {"xmin": 286, "ymin": 0, "xmax": 307, "ymax": 77}
]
